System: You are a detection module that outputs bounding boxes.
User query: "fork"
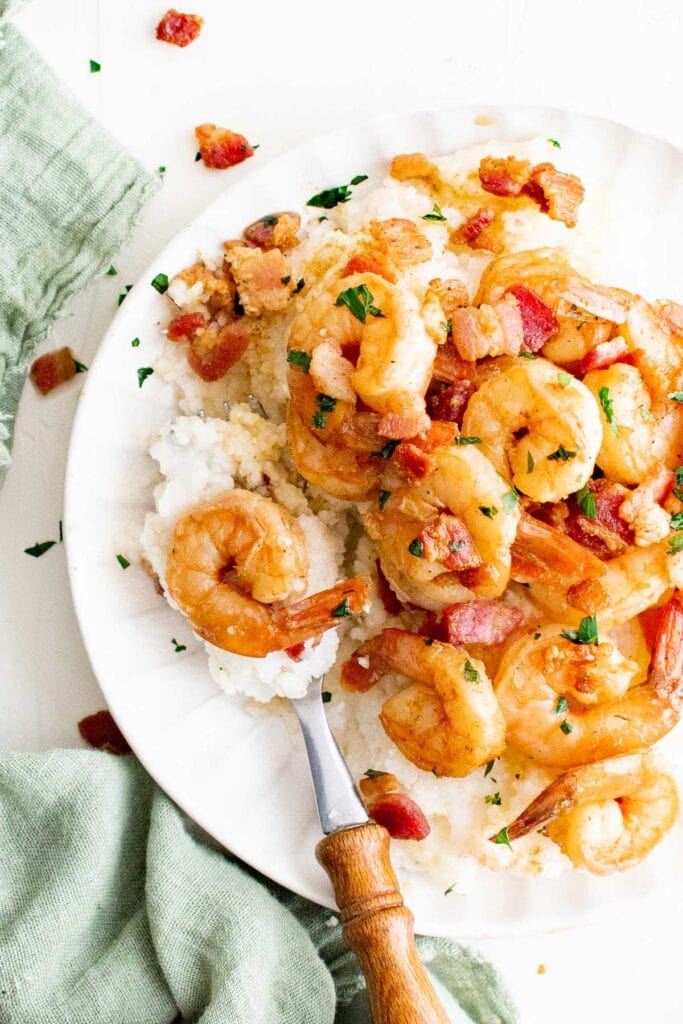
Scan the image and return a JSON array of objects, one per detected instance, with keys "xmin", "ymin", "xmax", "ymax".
[{"xmin": 293, "ymin": 674, "xmax": 450, "ymax": 1024}]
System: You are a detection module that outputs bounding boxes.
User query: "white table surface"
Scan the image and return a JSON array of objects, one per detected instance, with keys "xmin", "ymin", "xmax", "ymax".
[{"xmin": 4, "ymin": 0, "xmax": 683, "ymax": 1020}]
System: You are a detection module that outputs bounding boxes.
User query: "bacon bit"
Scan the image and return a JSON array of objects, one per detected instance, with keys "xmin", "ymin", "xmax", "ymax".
[
  {"xmin": 413, "ymin": 420, "xmax": 458, "ymax": 451},
  {"xmin": 451, "ymin": 300, "xmax": 522, "ymax": 361},
  {"xmin": 376, "ymin": 559, "xmax": 402, "ymax": 616},
  {"xmin": 286, "ymin": 642, "xmax": 306, "ymax": 661},
  {"xmin": 225, "ymin": 244, "xmax": 292, "ymax": 316},
  {"xmin": 369, "ymin": 218, "xmax": 432, "ymax": 267},
  {"xmin": 440, "ymin": 599, "xmax": 523, "ymax": 645},
  {"xmin": 377, "ymin": 411, "xmax": 431, "ymax": 440},
  {"xmin": 309, "ymin": 341, "xmax": 356, "ymax": 403},
  {"xmin": 393, "ymin": 443, "xmax": 433, "ymax": 479},
  {"xmin": 243, "ymin": 211, "xmax": 301, "ymax": 252},
  {"xmin": 505, "ymin": 285, "xmax": 559, "ymax": 352},
  {"xmin": 524, "ymin": 163, "xmax": 585, "ymax": 228},
  {"xmin": 156, "ymin": 8, "xmax": 204, "ymax": 46},
  {"xmin": 453, "ymin": 206, "xmax": 503, "ymax": 253},
  {"xmin": 30, "ymin": 347, "xmax": 78, "ymax": 395},
  {"xmin": 479, "ymin": 155, "xmax": 532, "ymax": 196},
  {"xmin": 194, "ymin": 124, "xmax": 254, "ymax": 170},
  {"xmin": 427, "ymin": 380, "xmax": 475, "ymax": 424},
  {"xmin": 432, "ymin": 342, "xmax": 476, "ymax": 381},
  {"xmin": 417, "ymin": 515, "xmax": 481, "ymax": 571},
  {"xmin": 359, "ymin": 772, "xmax": 430, "ymax": 840},
  {"xmin": 167, "ymin": 311, "xmax": 208, "ymax": 340},
  {"xmin": 342, "ymin": 253, "xmax": 396, "ymax": 283},
  {"xmin": 513, "ymin": 513, "xmax": 606, "ymax": 581},
  {"xmin": 428, "ymin": 277, "xmax": 469, "ymax": 322},
  {"xmin": 389, "ymin": 152, "xmax": 436, "ymax": 181},
  {"xmin": 187, "ymin": 321, "xmax": 251, "ymax": 381},
  {"xmin": 78, "ymin": 710, "xmax": 131, "ymax": 755},
  {"xmin": 579, "ymin": 337, "xmax": 630, "ymax": 374},
  {"xmin": 458, "ymin": 564, "xmax": 498, "ymax": 590},
  {"xmin": 567, "ymin": 577, "xmax": 609, "ymax": 613},
  {"xmin": 565, "ymin": 480, "xmax": 633, "ymax": 559},
  {"xmin": 174, "ymin": 260, "xmax": 236, "ymax": 315}
]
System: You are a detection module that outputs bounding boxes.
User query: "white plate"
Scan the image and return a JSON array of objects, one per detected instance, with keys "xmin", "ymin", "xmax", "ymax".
[{"xmin": 65, "ymin": 106, "xmax": 683, "ymax": 937}]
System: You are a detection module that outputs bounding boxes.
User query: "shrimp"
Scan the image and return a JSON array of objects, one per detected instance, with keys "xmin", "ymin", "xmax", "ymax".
[
  {"xmin": 341, "ymin": 628, "xmax": 506, "ymax": 777},
  {"xmin": 501, "ymin": 754, "xmax": 679, "ymax": 874},
  {"xmin": 494, "ymin": 592, "xmax": 683, "ymax": 768},
  {"xmin": 288, "ymin": 272, "xmax": 438, "ymax": 432},
  {"xmin": 364, "ymin": 444, "xmax": 520, "ymax": 610},
  {"xmin": 461, "ymin": 357, "xmax": 602, "ymax": 502},
  {"xmin": 165, "ymin": 489, "xmax": 368, "ymax": 657},
  {"xmin": 583, "ymin": 362, "xmax": 683, "ymax": 485},
  {"xmin": 287, "ymin": 405, "xmax": 383, "ymax": 501}
]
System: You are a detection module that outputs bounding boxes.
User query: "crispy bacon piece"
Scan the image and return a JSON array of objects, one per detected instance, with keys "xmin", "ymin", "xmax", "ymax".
[
  {"xmin": 414, "ymin": 420, "xmax": 459, "ymax": 451},
  {"xmin": 195, "ymin": 123, "xmax": 254, "ymax": 170},
  {"xmin": 285, "ymin": 642, "xmax": 306, "ymax": 661},
  {"xmin": 376, "ymin": 559, "xmax": 402, "ymax": 616},
  {"xmin": 416, "ymin": 515, "xmax": 481, "ymax": 571},
  {"xmin": 78, "ymin": 710, "xmax": 131, "ymax": 755},
  {"xmin": 427, "ymin": 379, "xmax": 475, "ymax": 424},
  {"xmin": 30, "ymin": 347, "xmax": 78, "ymax": 395},
  {"xmin": 618, "ymin": 468, "xmax": 673, "ymax": 531},
  {"xmin": 524, "ymin": 163, "xmax": 585, "ymax": 228},
  {"xmin": 451, "ymin": 297, "xmax": 523, "ymax": 360},
  {"xmin": 579, "ymin": 337, "xmax": 630, "ymax": 374},
  {"xmin": 187, "ymin": 321, "xmax": 251, "ymax": 381},
  {"xmin": 156, "ymin": 8, "xmax": 204, "ymax": 46},
  {"xmin": 565, "ymin": 480, "xmax": 634, "ymax": 559},
  {"xmin": 342, "ymin": 253, "xmax": 396, "ymax": 282},
  {"xmin": 512, "ymin": 513, "xmax": 606, "ymax": 581},
  {"xmin": 167, "ymin": 311, "xmax": 207, "ymax": 340},
  {"xmin": 224, "ymin": 244, "xmax": 292, "ymax": 316},
  {"xmin": 505, "ymin": 284, "xmax": 559, "ymax": 352},
  {"xmin": 439, "ymin": 599, "xmax": 523, "ymax": 645},
  {"xmin": 392, "ymin": 443, "xmax": 432, "ymax": 479},
  {"xmin": 377, "ymin": 411, "xmax": 431, "ymax": 440},
  {"xmin": 174, "ymin": 260, "xmax": 236, "ymax": 315},
  {"xmin": 369, "ymin": 218, "xmax": 432, "ymax": 267},
  {"xmin": 243, "ymin": 211, "xmax": 301, "ymax": 252},
  {"xmin": 358, "ymin": 772, "xmax": 430, "ymax": 840},
  {"xmin": 428, "ymin": 277, "xmax": 469, "ymax": 322},
  {"xmin": 390, "ymin": 152, "xmax": 436, "ymax": 181},
  {"xmin": 453, "ymin": 206, "xmax": 502, "ymax": 253},
  {"xmin": 479, "ymin": 155, "xmax": 532, "ymax": 196},
  {"xmin": 567, "ymin": 577, "xmax": 609, "ymax": 613}
]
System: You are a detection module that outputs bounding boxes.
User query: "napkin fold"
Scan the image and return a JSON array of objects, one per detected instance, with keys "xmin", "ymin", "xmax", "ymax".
[{"xmin": 0, "ymin": 750, "xmax": 517, "ymax": 1024}]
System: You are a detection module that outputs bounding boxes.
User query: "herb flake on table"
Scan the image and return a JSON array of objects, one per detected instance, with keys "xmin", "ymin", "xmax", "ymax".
[
  {"xmin": 24, "ymin": 541, "xmax": 56, "ymax": 558},
  {"xmin": 73, "ymin": 360, "xmax": 88, "ymax": 374},
  {"xmin": 89, "ymin": 59, "xmax": 101, "ymax": 73},
  {"xmin": 171, "ymin": 638, "xmax": 187, "ymax": 653},
  {"xmin": 118, "ymin": 284, "xmax": 133, "ymax": 306},
  {"xmin": 547, "ymin": 138, "xmax": 561, "ymax": 148},
  {"xmin": 364, "ymin": 768, "xmax": 387, "ymax": 778},
  {"xmin": 321, "ymin": 691, "xmax": 332, "ymax": 704},
  {"xmin": 137, "ymin": 367, "xmax": 154, "ymax": 388},
  {"xmin": 151, "ymin": 273, "xmax": 169, "ymax": 294},
  {"xmin": 561, "ymin": 615, "xmax": 599, "ymax": 645},
  {"xmin": 116, "ymin": 554, "xmax": 130, "ymax": 569},
  {"xmin": 131, "ymin": 337, "xmax": 140, "ymax": 348},
  {"xmin": 444, "ymin": 883, "xmax": 457, "ymax": 896},
  {"xmin": 106, "ymin": 265, "xmax": 118, "ymax": 276}
]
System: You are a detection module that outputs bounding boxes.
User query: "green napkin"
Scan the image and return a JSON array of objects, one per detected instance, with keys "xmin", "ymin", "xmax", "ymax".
[
  {"xmin": 0, "ymin": 5, "xmax": 160, "ymax": 487},
  {"xmin": 0, "ymin": 750, "xmax": 516, "ymax": 1023}
]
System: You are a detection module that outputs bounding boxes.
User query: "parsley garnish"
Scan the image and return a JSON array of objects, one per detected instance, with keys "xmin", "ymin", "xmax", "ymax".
[
  {"xmin": 59, "ymin": 520, "xmax": 63, "ymax": 543},
  {"xmin": 557, "ymin": 371, "xmax": 572, "ymax": 388},
  {"xmin": 371, "ymin": 440, "xmax": 399, "ymax": 460},
  {"xmin": 455, "ymin": 436, "xmax": 481, "ymax": 446},
  {"xmin": 158, "ymin": 166, "xmax": 166, "ymax": 175},
  {"xmin": 335, "ymin": 284, "xmax": 383, "ymax": 323},
  {"xmin": 479, "ymin": 505, "xmax": 498, "ymax": 518},
  {"xmin": 444, "ymin": 883, "xmax": 457, "ymax": 896},
  {"xmin": 117, "ymin": 284, "xmax": 133, "ymax": 306},
  {"xmin": 502, "ymin": 489, "xmax": 520, "ymax": 514},
  {"xmin": 106, "ymin": 265, "xmax": 118, "ymax": 276},
  {"xmin": 316, "ymin": 394, "xmax": 337, "ymax": 412},
  {"xmin": 671, "ymin": 512, "xmax": 683, "ymax": 530},
  {"xmin": 378, "ymin": 489, "xmax": 391, "ymax": 510},
  {"xmin": 519, "ymin": 351, "xmax": 537, "ymax": 359},
  {"xmin": 312, "ymin": 411, "xmax": 327, "ymax": 429},
  {"xmin": 674, "ymin": 466, "xmax": 683, "ymax": 502},
  {"xmin": 492, "ymin": 827, "xmax": 513, "ymax": 851},
  {"xmin": 195, "ymin": 151, "xmax": 202, "ymax": 162},
  {"xmin": 547, "ymin": 445, "xmax": 576, "ymax": 462},
  {"xmin": 131, "ymin": 337, "xmax": 140, "ymax": 348},
  {"xmin": 560, "ymin": 720, "xmax": 573, "ymax": 734},
  {"xmin": 640, "ymin": 405, "xmax": 655, "ymax": 422},
  {"xmin": 171, "ymin": 638, "xmax": 187, "ymax": 653},
  {"xmin": 554, "ymin": 695, "xmax": 569, "ymax": 715},
  {"xmin": 294, "ymin": 278, "xmax": 305, "ymax": 294},
  {"xmin": 350, "ymin": 174, "xmax": 368, "ymax": 186},
  {"xmin": 561, "ymin": 615, "xmax": 598, "ymax": 645},
  {"xmin": 484, "ymin": 760, "xmax": 496, "ymax": 777},
  {"xmin": 464, "ymin": 659, "xmax": 480, "ymax": 682},
  {"xmin": 89, "ymin": 59, "xmax": 101, "ymax": 73},
  {"xmin": 24, "ymin": 541, "xmax": 56, "ymax": 558},
  {"xmin": 668, "ymin": 392, "xmax": 683, "ymax": 403},
  {"xmin": 306, "ymin": 174, "xmax": 367, "ymax": 208},
  {"xmin": 598, "ymin": 386, "xmax": 619, "ymax": 435},
  {"xmin": 116, "ymin": 554, "xmax": 130, "ymax": 569},
  {"xmin": 137, "ymin": 367, "xmax": 154, "ymax": 388},
  {"xmin": 527, "ymin": 451, "xmax": 535, "ymax": 472},
  {"xmin": 364, "ymin": 768, "xmax": 387, "ymax": 778},
  {"xmin": 408, "ymin": 538, "xmax": 424, "ymax": 558},
  {"xmin": 322, "ymin": 691, "xmax": 332, "ymax": 704},
  {"xmin": 547, "ymin": 138, "xmax": 561, "ymax": 148},
  {"xmin": 576, "ymin": 482, "xmax": 597, "ymax": 519},
  {"xmin": 281, "ymin": 275, "xmax": 291, "ymax": 285},
  {"xmin": 73, "ymin": 360, "xmax": 88, "ymax": 374},
  {"xmin": 151, "ymin": 273, "xmax": 169, "ymax": 294},
  {"xmin": 485, "ymin": 793, "xmax": 502, "ymax": 806},
  {"xmin": 332, "ymin": 598, "xmax": 351, "ymax": 618},
  {"xmin": 442, "ymin": 319, "xmax": 452, "ymax": 336},
  {"xmin": 422, "ymin": 203, "xmax": 447, "ymax": 222},
  {"xmin": 667, "ymin": 534, "xmax": 683, "ymax": 555},
  {"xmin": 262, "ymin": 214, "xmax": 278, "ymax": 227},
  {"xmin": 287, "ymin": 350, "xmax": 311, "ymax": 373}
]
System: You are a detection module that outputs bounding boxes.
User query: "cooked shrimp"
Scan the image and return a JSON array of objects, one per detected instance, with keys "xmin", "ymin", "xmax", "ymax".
[
  {"xmin": 287, "ymin": 405, "xmax": 383, "ymax": 500},
  {"xmin": 501, "ymin": 754, "xmax": 679, "ymax": 874},
  {"xmin": 342, "ymin": 628, "xmax": 506, "ymax": 777},
  {"xmin": 165, "ymin": 489, "xmax": 368, "ymax": 657},
  {"xmin": 618, "ymin": 295, "xmax": 683, "ymax": 398},
  {"xmin": 461, "ymin": 357, "xmax": 602, "ymax": 502},
  {"xmin": 364, "ymin": 445, "xmax": 520, "ymax": 610},
  {"xmin": 494, "ymin": 592, "xmax": 683, "ymax": 768},
  {"xmin": 288, "ymin": 272, "xmax": 438, "ymax": 431}
]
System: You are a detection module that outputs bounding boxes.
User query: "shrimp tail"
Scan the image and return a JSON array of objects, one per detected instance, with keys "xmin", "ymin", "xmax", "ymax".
[
  {"xmin": 497, "ymin": 771, "xmax": 583, "ymax": 842},
  {"xmin": 650, "ymin": 591, "xmax": 683, "ymax": 706},
  {"xmin": 278, "ymin": 576, "xmax": 369, "ymax": 645},
  {"xmin": 341, "ymin": 627, "xmax": 427, "ymax": 692},
  {"xmin": 512, "ymin": 513, "xmax": 606, "ymax": 581}
]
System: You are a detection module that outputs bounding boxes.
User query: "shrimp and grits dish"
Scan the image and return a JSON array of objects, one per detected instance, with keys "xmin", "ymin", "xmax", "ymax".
[{"xmin": 140, "ymin": 136, "xmax": 683, "ymax": 892}]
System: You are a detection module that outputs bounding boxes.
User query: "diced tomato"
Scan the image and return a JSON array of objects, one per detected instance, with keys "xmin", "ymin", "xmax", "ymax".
[
  {"xmin": 506, "ymin": 285, "xmax": 559, "ymax": 352},
  {"xmin": 441, "ymin": 599, "xmax": 523, "ymax": 645},
  {"xmin": 195, "ymin": 123, "xmax": 254, "ymax": 169},
  {"xmin": 78, "ymin": 710, "xmax": 131, "ymax": 755},
  {"xmin": 167, "ymin": 311, "xmax": 207, "ymax": 340},
  {"xmin": 30, "ymin": 347, "xmax": 78, "ymax": 394},
  {"xmin": 156, "ymin": 8, "xmax": 204, "ymax": 47}
]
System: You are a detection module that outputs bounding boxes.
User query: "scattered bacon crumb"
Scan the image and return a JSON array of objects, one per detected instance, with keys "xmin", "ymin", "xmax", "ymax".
[
  {"xmin": 224, "ymin": 244, "xmax": 293, "ymax": 316},
  {"xmin": 525, "ymin": 163, "xmax": 585, "ymax": 228},
  {"xmin": 393, "ymin": 443, "xmax": 433, "ymax": 479},
  {"xmin": 416, "ymin": 515, "xmax": 481, "ymax": 571},
  {"xmin": 567, "ymin": 577, "xmax": 609, "ymax": 613},
  {"xmin": 243, "ymin": 211, "xmax": 301, "ymax": 252},
  {"xmin": 78, "ymin": 710, "xmax": 131, "ymax": 755},
  {"xmin": 376, "ymin": 559, "xmax": 402, "ymax": 616},
  {"xmin": 286, "ymin": 642, "xmax": 306, "ymax": 661},
  {"xmin": 369, "ymin": 218, "xmax": 432, "ymax": 267},
  {"xmin": 30, "ymin": 347, "xmax": 79, "ymax": 394},
  {"xmin": 194, "ymin": 123, "xmax": 254, "ymax": 170},
  {"xmin": 187, "ymin": 321, "xmax": 252, "ymax": 381},
  {"xmin": 389, "ymin": 152, "xmax": 436, "ymax": 181},
  {"xmin": 479, "ymin": 155, "xmax": 532, "ymax": 196},
  {"xmin": 578, "ymin": 337, "xmax": 630, "ymax": 374},
  {"xmin": 451, "ymin": 301, "xmax": 522, "ymax": 361},
  {"xmin": 453, "ymin": 206, "xmax": 502, "ymax": 253},
  {"xmin": 359, "ymin": 772, "xmax": 430, "ymax": 840},
  {"xmin": 428, "ymin": 277, "xmax": 469, "ymax": 322},
  {"xmin": 413, "ymin": 420, "xmax": 458, "ymax": 451},
  {"xmin": 440, "ymin": 599, "xmax": 523, "ymax": 645},
  {"xmin": 342, "ymin": 253, "xmax": 396, "ymax": 283},
  {"xmin": 167, "ymin": 311, "xmax": 207, "ymax": 340},
  {"xmin": 377, "ymin": 411, "xmax": 430, "ymax": 440},
  {"xmin": 505, "ymin": 285, "xmax": 559, "ymax": 352},
  {"xmin": 432, "ymin": 342, "xmax": 476, "ymax": 382},
  {"xmin": 156, "ymin": 9, "xmax": 204, "ymax": 47},
  {"xmin": 565, "ymin": 480, "xmax": 634, "ymax": 559},
  {"xmin": 427, "ymin": 380, "xmax": 476, "ymax": 424}
]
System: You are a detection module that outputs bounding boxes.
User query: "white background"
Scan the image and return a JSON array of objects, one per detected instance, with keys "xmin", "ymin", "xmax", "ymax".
[{"xmin": 3, "ymin": 0, "xmax": 683, "ymax": 1020}]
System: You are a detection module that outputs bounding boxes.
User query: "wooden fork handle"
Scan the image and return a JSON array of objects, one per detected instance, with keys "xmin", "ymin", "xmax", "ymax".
[{"xmin": 316, "ymin": 822, "xmax": 450, "ymax": 1024}]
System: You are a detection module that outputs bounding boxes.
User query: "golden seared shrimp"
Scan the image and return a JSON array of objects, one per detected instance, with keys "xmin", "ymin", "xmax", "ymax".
[
  {"xmin": 364, "ymin": 445, "xmax": 520, "ymax": 610},
  {"xmin": 618, "ymin": 295, "xmax": 683, "ymax": 398},
  {"xmin": 461, "ymin": 357, "xmax": 602, "ymax": 502},
  {"xmin": 165, "ymin": 489, "xmax": 368, "ymax": 657},
  {"xmin": 501, "ymin": 754, "xmax": 679, "ymax": 874},
  {"xmin": 494, "ymin": 592, "xmax": 683, "ymax": 769},
  {"xmin": 288, "ymin": 272, "xmax": 437, "ymax": 431},
  {"xmin": 342, "ymin": 628, "xmax": 506, "ymax": 777},
  {"xmin": 287, "ymin": 405, "xmax": 383, "ymax": 501}
]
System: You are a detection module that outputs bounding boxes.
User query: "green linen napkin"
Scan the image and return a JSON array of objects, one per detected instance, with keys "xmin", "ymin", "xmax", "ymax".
[
  {"xmin": 0, "ymin": 750, "xmax": 517, "ymax": 1023},
  {"xmin": 0, "ymin": 5, "xmax": 160, "ymax": 487}
]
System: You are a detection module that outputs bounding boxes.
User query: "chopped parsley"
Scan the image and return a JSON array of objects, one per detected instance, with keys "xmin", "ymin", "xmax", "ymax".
[
  {"xmin": 519, "ymin": 351, "xmax": 537, "ymax": 359},
  {"xmin": 316, "ymin": 394, "xmax": 337, "ymax": 412},
  {"xmin": 116, "ymin": 554, "xmax": 130, "ymax": 569},
  {"xmin": 371, "ymin": 440, "xmax": 399, "ymax": 460},
  {"xmin": 479, "ymin": 505, "xmax": 498, "ymax": 518},
  {"xmin": 492, "ymin": 827, "xmax": 513, "ymax": 851},
  {"xmin": 262, "ymin": 214, "xmax": 278, "ymax": 227},
  {"xmin": 455, "ymin": 435, "xmax": 481, "ymax": 446},
  {"xmin": 671, "ymin": 512, "xmax": 683, "ymax": 530},
  {"xmin": 281, "ymin": 275, "xmax": 291, "ymax": 285},
  {"xmin": 598, "ymin": 385, "xmax": 619, "ymax": 435},
  {"xmin": 171, "ymin": 638, "xmax": 187, "ymax": 653},
  {"xmin": 674, "ymin": 466, "xmax": 683, "ymax": 502},
  {"xmin": 442, "ymin": 319, "xmax": 452, "ymax": 336},
  {"xmin": 422, "ymin": 203, "xmax": 447, "ymax": 222},
  {"xmin": 195, "ymin": 151, "xmax": 202, "ymax": 162},
  {"xmin": 378, "ymin": 489, "xmax": 391, "ymax": 510},
  {"xmin": 640, "ymin": 405, "xmax": 655, "ymax": 422},
  {"xmin": 547, "ymin": 445, "xmax": 576, "ymax": 462},
  {"xmin": 137, "ymin": 367, "xmax": 154, "ymax": 388},
  {"xmin": 560, "ymin": 720, "xmax": 573, "ymax": 735},
  {"xmin": 117, "ymin": 284, "xmax": 133, "ymax": 306},
  {"xmin": 131, "ymin": 337, "xmax": 140, "ymax": 348},
  {"xmin": 364, "ymin": 768, "xmax": 387, "ymax": 778},
  {"xmin": 335, "ymin": 284, "xmax": 383, "ymax": 323},
  {"xmin": 667, "ymin": 534, "xmax": 683, "ymax": 555},
  {"xmin": 150, "ymin": 273, "xmax": 169, "ymax": 294},
  {"xmin": 287, "ymin": 350, "xmax": 311, "ymax": 373},
  {"xmin": 294, "ymin": 278, "xmax": 305, "ymax": 294},
  {"xmin": 89, "ymin": 59, "xmax": 101, "ymax": 73},
  {"xmin": 306, "ymin": 174, "xmax": 367, "ymax": 209},
  {"xmin": 557, "ymin": 371, "xmax": 572, "ymax": 388},
  {"xmin": 547, "ymin": 138, "xmax": 561, "ymax": 148},
  {"xmin": 561, "ymin": 615, "xmax": 599, "ymax": 645},
  {"xmin": 502, "ymin": 488, "xmax": 520, "ymax": 514},
  {"xmin": 444, "ymin": 883, "xmax": 457, "ymax": 896},
  {"xmin": 408, "ymin": 538, "xmax": 424, "ymax": 558},
  {"xmin": 533, "ymin": 632, "xmax": 541, "ymax": 640},
  {"xmin": 73, "ymin": 360, "xmax": 88, "ymax": 374},
  {"xmin": 331, "ymin": 598, "xmax": 351, "ymax": 618},
  {"xmin": 322, "ymin": 691, "xmax": 332, "ymax": 704},
  {"xmin": 350, "ymin": 174, "xmax": 368, "ymax": 186},
  {"xmin": 24, "ymin": 541, "xmax": 56, "ymax": 558},
  {"xmin": 158, "ymin": 166, "xmax": 166, "ymax": 175},
  {"xmin": 484, "ymin": 760, "xmax": 496, "ymax": 777},
  {"xmin": 106, "ymin": 265, "xmax": 118, "ymax": 276},
  {"xmin": 576, "ymin": 482, "xmax": 597, "ymax": 519},
  {"xmin": 485, "ymin": 792, "xmax": 502, "ymax": 806},
  {"xmin": 668, "ymin": 392, "xmax": 683, "ymax": 403},
  {"xmin": 464, "ymin": 659, "xmax": 480, "ymax": 682},
  {"xmin": 312, "ymin": 411, "xmax": 327, "ymax": 429},
  {"xmin": 554, "ymin": 695, "xmax": 569, "ymax": 715},
  {"xmin": 527, "ymin": 451, "xmax": 535, "ymax": 472},
  {"xmin": 59, "ymin": 520, "xmax": 63, "ymax": 543}
]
